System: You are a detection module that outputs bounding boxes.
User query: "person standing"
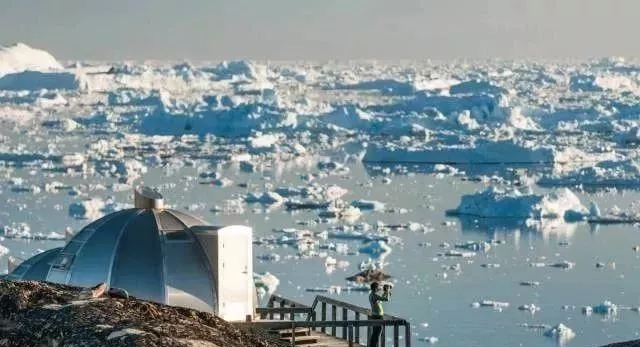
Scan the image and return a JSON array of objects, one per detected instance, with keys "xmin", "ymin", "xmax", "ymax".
[{"xmin": 368, "ymin": 282, "xmax": 391, "ymax": 347}]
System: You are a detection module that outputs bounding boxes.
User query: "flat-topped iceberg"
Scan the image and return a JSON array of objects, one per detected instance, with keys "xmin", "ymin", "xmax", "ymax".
[
  {"xmin": 0, "ymin": 71, "xmax": 87, "ymax": 91},
  {"xmin": 448, "ymin": 187, "xmax": 588, "ymax": 221},
  {"xmin": 363, "ymin": 139, "xmax": 616, "ymax": 168},
  {"xmin": 539, "ymin": 159, "xmax": 640, "ymax": 188}
]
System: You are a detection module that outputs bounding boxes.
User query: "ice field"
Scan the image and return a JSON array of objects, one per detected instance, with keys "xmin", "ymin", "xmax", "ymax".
[{"xmin": 4, "ymin": 43, "xmax": 640, "ymax": 346}]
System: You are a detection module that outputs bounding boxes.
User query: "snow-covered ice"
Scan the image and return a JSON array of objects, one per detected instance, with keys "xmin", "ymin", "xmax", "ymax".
[
  {"xmin": 1, "ymin": 43, "xmax": 640, "ymax": 347},
  {"xmin": 449, "ymin": 187, "xmax": 588, "ymax": 221},
  {"xmin": 544, "ymin": 324, "xmax": 576, "ymax": 343},
  {"xmin": 359, "ymin": 240, "xmax": 392, "ymax": 258},
  {"xmin": 0, "ymin": 43, "xmax": 63, "ymax": 77},
  {"xmin": 254, "ymin": 272, "xmax": 280, "ymax": 297}
]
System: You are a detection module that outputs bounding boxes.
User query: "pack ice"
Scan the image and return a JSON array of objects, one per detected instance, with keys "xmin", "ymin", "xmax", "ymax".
[{"xmin": 2, "ymin": 44, "xmax": 640, "ymax": 190}]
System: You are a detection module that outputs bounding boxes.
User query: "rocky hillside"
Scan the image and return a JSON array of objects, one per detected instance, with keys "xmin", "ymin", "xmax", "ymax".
[{"xmin": 0, "ymin": 280, "xmax": 284, "ymax": 347}]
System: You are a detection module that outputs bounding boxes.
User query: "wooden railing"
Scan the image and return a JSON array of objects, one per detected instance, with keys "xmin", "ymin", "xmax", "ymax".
[
  {"xmin": 256, "ymin": 294, "xmax": 314, "ymax": 321},
  {"xmin": 307, "ymin": 295, "xmax": 410, "ymax": 347},
  {"xmin": 245, "ymin": 294, "xmax": 411, "ymax": 347}
]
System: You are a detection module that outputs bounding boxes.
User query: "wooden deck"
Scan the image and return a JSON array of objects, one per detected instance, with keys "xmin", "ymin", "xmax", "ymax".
[
  {"xmin": 243, "ymin": 294, "xmax": 410, "ymax": 347},
  {"xmin": 275, "ymin": 327, "xmax": 365, "ymax": 347}
]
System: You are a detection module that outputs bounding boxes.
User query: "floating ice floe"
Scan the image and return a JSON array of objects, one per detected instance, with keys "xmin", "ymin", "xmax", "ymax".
[
  {"xmin": 211, "ymin": 198, "xmax": 245, "ymax": 215},
  {"xmin": 249, "ymin": 133, "xmax": 280, "ymax": 151},
  {"xmin": 544, "ymin": 324, "xmax": 575, "ymax": 343},
  {"xmin": 286, "ymin": 200, "xmax": 330, "ymax": 210},
  {"xmin": 319, "ymin": 242, "xmax": 349, "ymax": 254},
  {"xmin": 2, "ymin": 223, "xmax": 31, "ymax": 239},
  {"xmin": 325, "ymin": 224, "xmax": 387, "ymax": 242},
  {"xmin": 351, "ymin": 199, "xmax": 386, "ymax": 211},
  {"xmin": 548, "ymin": 261, "xmax": 575, "ymax": 270},
  {"xmin": 44, "ymin": 181, "xmax": 68, "ymax": 193},
  {"xmin": 363, "ymin": 139, "xmax": 615, "ymax": 169},
  {"xmin": 585, "ymin": 202, "xmax": 640, "ymax": 224},
  {"xmin": 518, "ymin": 304, "xmax": 540, "ymax": 314},
  {"xmin": 481, "ymin": 263, "xmax": 500, "ymax": 268},
  {"xmin": 448, "ymin": 186, "xmax": 589, "ymax": 222},
  {"xmin": 61, "ymin": 153, "xmax": 85, "ymax": 167},
  {"xmin": 539, "ymin": 159, "xmax": 640, "ymax": 188},
  {"xmin": 324, "ymin": 185, "xmax": 349, "ymax": 201},
  {"xmin": 529, "ymin": 261, "xmax": 575, "ymax": 270},
  {"xmin": 420, "ymin": 336, "xmax": 439, "ymax": 344},
  {"xmin": 582, "ymin": 301, "xmax": 618, "ymax": 316},
  {"xmin": 68, "ymin": 198, "xmax": 125, "ymax": 220},
  {"xmin": 359, "ymin": 241, "xmax": 392, "ymax": 258},
  {"xmin": 0, "ymin": 243, "xmax": 8, "ymax": 257},
  {"xmin": 214, "ymin": 177, "xmax": 234, "ymax": 187},
  {"xmin": 1, "ymin": 222, "xmax": 64, "ymax": 240},
  {"xmin": 254, "ymin": 272, "xmax": 280, "ymax": 297},
  {"xmin": 442, "ymin": 250, "xmax": 476, "ymax": 258},
  {"xmin": 358, "ymin": 259, "xmax": 386, "ymax": 272},
  {"xmin": 433, "ymin": 164, "xmax": 462, "ymax": 178},
  {"xmin": 455, "ymin": 241, "xmax": 491, "ymax": 252},
  {"xmin": 471, "ymin": 300, "xmax": 510, "ymax": 311},
  {"xmin": 257, "ymin": 253, "xmax": 281, "ymax": 262},
  {"xmin": 245, "ymin": 191, "xmax": 285, "ymax": 205},
  {"xmin": 306, "ymin": 285, "xmax": 368, "ymax": 294},
  {"xmin": 519, "ymin": 323, "xmax": 551, "ymax": 331},
  {"xmin": 324, "ymin": 256, "xmax": 349, "ymax": 269},
  {"xmin": 115, "ymin": 159, "xmax": 148, "ymax": 182},
  {"xmin": 372, "ymin": 221, "xmax": 427, "ymax": 233}
]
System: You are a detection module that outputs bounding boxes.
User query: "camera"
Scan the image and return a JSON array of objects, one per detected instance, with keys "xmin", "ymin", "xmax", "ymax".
[{"xmin": 382, "ymin": 282, "xmax": 393, "ymax": 294}]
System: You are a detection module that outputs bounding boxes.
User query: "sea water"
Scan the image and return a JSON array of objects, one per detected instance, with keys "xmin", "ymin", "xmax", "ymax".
[{"xmin": 2, "ymin": 161, "xmax": 640, "ymax": 347}]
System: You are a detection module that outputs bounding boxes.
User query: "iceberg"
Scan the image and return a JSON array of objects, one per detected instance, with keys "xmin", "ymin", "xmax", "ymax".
[
  {"xmin": 539, "ymin": 159, "xmax": 640, "ymax": 188},
  {"xmin": 0, "ymin": 43, "xmax": 63, "ymax": 77},
  {"xmin": 544, "ymin": 324, "xmax": 575, "ymax": 343},
  {"xmin": 448, "ymin": 187, "xmax": 588, "ymax": 221},
  {"xmin": 363, "ymin": 139, "xmax": 611, "ymax": 166},
  {"xmin": 0, "ymin": 71, "xmax": 87, "ymax": 91}
]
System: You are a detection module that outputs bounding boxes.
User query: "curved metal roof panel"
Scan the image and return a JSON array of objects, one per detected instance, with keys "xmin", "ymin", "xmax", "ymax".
[
  {"xmin": 8, "ymin": 192, "xmax": 244, "ymax": 315},
  {"xmin": 110, "ymin": 210, "xmax": 165, "ymax": 303}
]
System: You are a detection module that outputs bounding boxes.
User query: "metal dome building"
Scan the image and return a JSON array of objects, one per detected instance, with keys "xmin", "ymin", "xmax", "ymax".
[{"xmin": 6, "ymin": 187, "xmax": 255, "ymax": 321}]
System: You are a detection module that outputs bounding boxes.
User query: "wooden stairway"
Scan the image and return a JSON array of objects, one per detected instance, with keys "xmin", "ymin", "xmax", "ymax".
[{"xmin": 274, "ymin": 327, "xmax": 363, "ymax": 347}]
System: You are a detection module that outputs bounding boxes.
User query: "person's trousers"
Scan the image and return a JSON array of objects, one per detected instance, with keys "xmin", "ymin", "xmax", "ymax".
[{"xmin": 368, "ymin": 315, "xmax": 383, "ymax": 347}]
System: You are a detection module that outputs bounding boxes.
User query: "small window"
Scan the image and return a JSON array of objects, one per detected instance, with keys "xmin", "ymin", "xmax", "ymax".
[
  {"xmin": 52, "ymin": 253, "xmax": 74, "ymax": 270},
  {"xmin": 165, "ymin": 230, "xmax": 192, "ymax": 242}
]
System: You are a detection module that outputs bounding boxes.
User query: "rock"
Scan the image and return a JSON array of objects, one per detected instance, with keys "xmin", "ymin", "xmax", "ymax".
[
  {"xmin": 0, "ymin": 280, "xmax": 283, "ymax": 347},
  {"xmin": 107, "ymin": 287, "xmax": 130, "ymax": 300},
  {"xmin": 77, "ymin": 282, "xmax": 107, "ymax": 300}
]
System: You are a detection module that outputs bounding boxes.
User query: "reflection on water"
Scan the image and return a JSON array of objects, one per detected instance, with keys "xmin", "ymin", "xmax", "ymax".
[
  {"xmin": 2, "ymin": 160, "xmax": 640, "ymax": 347},
  {"xmin": 455, "ymin": 214, "xmax": 579, "ymax": 240}
]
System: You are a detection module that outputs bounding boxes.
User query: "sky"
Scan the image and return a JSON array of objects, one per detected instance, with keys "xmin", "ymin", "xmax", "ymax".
[{"xmin": 1, "ymin": 0, "xmax": 639, "ymax": 61}]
